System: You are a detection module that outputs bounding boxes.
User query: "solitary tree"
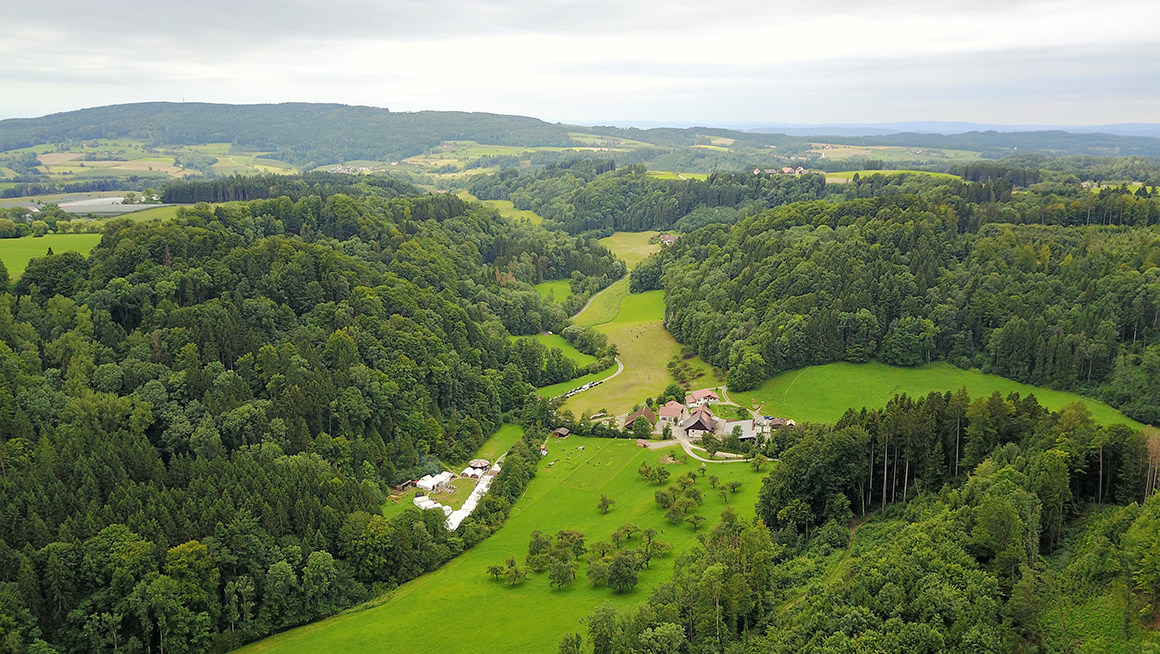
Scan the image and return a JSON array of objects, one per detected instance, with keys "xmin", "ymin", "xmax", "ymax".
[
  {"xmin": 597, "ymin": 494, "xmax": 615, "ymax": 514},
  {"xmin": 686, "ymin": 514, "xmax": 707, "ymax": 531}
]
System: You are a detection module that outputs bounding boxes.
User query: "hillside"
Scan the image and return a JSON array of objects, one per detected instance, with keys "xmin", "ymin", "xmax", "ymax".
[{"xmin": 0, "ymin": 102, "xmax": 575, "ymax": 166}]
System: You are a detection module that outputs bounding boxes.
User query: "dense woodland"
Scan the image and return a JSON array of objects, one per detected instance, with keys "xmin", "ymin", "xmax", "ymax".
[
  {"xmin": 0, "ymin": 103, "xmax": 574, "ymax": 168},
  {"xmin": 0, "ymin": 187, "xmax": 621, "ymax": 653},
  {"xmin": 468, "ymin": 162, "xmax": 829, "ymax": 236}
]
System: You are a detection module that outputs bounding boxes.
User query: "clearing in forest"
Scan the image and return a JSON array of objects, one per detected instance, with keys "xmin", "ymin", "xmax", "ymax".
[
  {"xmin": 0, "ymin": 233, "xmax": 103, "ymax": 277},
  {"xmin": 235, "ymin": 436, "xmax": 764, "ymax": 654}
]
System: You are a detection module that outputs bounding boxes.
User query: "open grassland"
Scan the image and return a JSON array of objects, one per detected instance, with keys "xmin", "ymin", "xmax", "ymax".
[
  {"xmin": 0, "ymin": 234, "xmax": 103, "ymax": 277},
  {"xmin": 810, "ymin": 143, "xmax": 981, "ymax": 162},
  {"xmin": 564, "ymin": 288, "xmax": 721, "ymax": 416},
  {"xmin": 236, "ymin": 436, "xmax": 764, "ymax": 654},
  {"xmin": 646, "ymin": 170, "xmax": 710, "ymax": 181},
  {"xmin": 116, "ymin": 205, "xmax": 182, "ymax": 222},
  {"xmin": 472, "ymin": 424, "xmax": 524, "ymax": 464},
  {"xmin": 730, "ymin": 361, "xmax": 1143, "ymax": 428},
  {"xmin": 573, "ymin": 278, "xmax": 631, "ymax": 328},
  {"xmin": 534, "ymin": 279, "xmax": 572, "ymax": 303},
  {"xmin": 457, "ymin": 191, "xmax": 544, "ymax": 224},
  {"xmin": 598, "ymin": 231, "xmax": 660, "ymax": 268}
]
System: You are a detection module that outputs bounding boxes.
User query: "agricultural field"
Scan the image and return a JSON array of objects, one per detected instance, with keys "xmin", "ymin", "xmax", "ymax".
[
  {"xmin": 573, "ymin": 278, "xmax": 631, "ymax": 328},
  {"xmin": 564, "ymin": 286, "xmax": 721, "ymax": 417},
  {"xmin": 645, "ymin": 170, "xmax": 709, "ymax": 181},
  {"xmin": 534, "ymin": 279, "xmax": 572, "ymax": 302},
  {"xmin": 456, "ymin": 191, "xmax": 544, "ymax": 224},
  {"xmin": 597, "ymin": 231, "xmax": 660, "ymax": 268},
  {"xmin": 0, "ymin": 233, "xmax": 103, "ymax": 277},
  {"xmin": 236, "ymin": 435, "xmax": 764, "ymax": 654},
  {"xmin": 0, "ymin": 139, "xmax": 300, "ymax": 184},
  {"xmin": 810, "ymin": 143, "xmax": 981, "ymax": 163},
  {"xmin": 729, "ymin": 361, "xmax": 1143, "ymax": 429},
  {"xmin": 471, "ymin": 424, "xmax": 525, "ymax": 464}
]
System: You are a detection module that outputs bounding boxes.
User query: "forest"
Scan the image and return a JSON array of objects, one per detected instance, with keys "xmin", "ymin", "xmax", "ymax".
[
  {"xmin": 0, "ymin": 103, "xmax": 574, "ymax": 168},
  {"xmin": 468, "ymin": 162, "xmax": 828, "ymax": 236},
  {"xmin": 0, "ymin": 186, "xmax": 621, "ymax": 653},
  {"xmin": 622, "ymin": 173, "xmax": 1160, "ymax": 425}
]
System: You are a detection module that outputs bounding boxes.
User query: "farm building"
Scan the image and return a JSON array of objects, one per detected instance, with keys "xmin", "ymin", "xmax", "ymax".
[
  {"xmin": 552, "ymin": 427, "xmax": 571, "ymax": 438},
  {"xmin": 680, "ymin": 406, "xmax": 718, "ymax": 441},
  {"xmin": 658, "ymin": 234, "xmax": 677, "ymax": 245},
  {"xmin": 658, "ymin": 400, "xmax": 684, "ymax": 422},
  {"xmin": 685, "ymin": 389, "xmax": 719, "ymax": 407},
  {"xmin": 625, "ymin": 406, "xmax": 657, "ymax": 428}
]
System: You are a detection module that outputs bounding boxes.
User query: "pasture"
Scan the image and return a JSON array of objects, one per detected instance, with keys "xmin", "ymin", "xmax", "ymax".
[
  {"xmin": 534, "ymin": 279, "xmax": 572, "ymax": 303},
  {"xmin": 646, "ymin": 170, "xmax": 710, "ymax": 181},
  {"xmin": 810, "ymin": 143, "xmax": 981, "ymax": 163},
  {"xmin": 235, "ymin": 435, "xmax": 764, "ymax": 654},
  {"xmin": 573, "ymin": 278, "xmax": 631, "ymax": 328},
  {"xmin": 0, "ymin": 233, "xmax": 103, "ymax": 277},
  {"xmin": 729, "ymin": 361, "xmax": 1143, "ymax": 428},
  {"xmin": 597, "ymin": 231, "xmax": 660, "ymax": 268},
  {"xmin": 564, "ymin": 287, "xmax": 721, "ymax": 417}
]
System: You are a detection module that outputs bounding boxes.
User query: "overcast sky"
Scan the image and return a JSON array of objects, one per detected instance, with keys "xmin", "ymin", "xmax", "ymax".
[{"xmin": 2, "ymin": 0, "xmax": 1158, "ymax": 126}]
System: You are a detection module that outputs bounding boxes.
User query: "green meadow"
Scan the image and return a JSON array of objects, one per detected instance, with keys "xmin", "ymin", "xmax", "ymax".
[
  {"xmin": 0, "ymin": 233, "xmax": 103, "ymax": 277},
  {"xmin": 598, "ymin": 231, "xmax": 660, "ymax": 268},
  {"xmin": 573, "ymin": 278, "xmax": 631, "ymax": 328},
  {"xmin": 729, "ymin": 361, "xmax": 1143, "ymax": 428},
  {"xmin": 236, "ymin": 435, "xmax": 764, "ymax": 654},
  {"xmin": 646, "ymin": 170, "xmax": 710, "ymax": 181},
  {"xmin": 564, "ymin": 285, "xmax": 720, "ymax": 417},
  {"xmin": 534, "ymin": 279, "xmax": 572, "ymax": 302}
]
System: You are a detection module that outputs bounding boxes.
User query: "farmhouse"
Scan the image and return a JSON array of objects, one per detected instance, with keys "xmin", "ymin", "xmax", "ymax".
[
  {"xmin": 680, "ymin": 406, "xmax": 718, "ymax": 441},
  {"xmin": 658, "ymin": 400, "xmax": 685, "ymax": 422},
  {"xmin": 685, "ymin": 389, "xmax": 719, "ymax": 407},
  {"xmin": 658, "ymin": 234, "xmax": 678, "ymax": 245},
  {"xmin": 625, "ymin": 406, "xmax": 657, "ymax": 428}
]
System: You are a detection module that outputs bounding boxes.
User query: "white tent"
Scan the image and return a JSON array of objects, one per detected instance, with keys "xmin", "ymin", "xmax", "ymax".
[{"xmin": 415, "ymin": 475, "xmax": 437, "ymax": 492}]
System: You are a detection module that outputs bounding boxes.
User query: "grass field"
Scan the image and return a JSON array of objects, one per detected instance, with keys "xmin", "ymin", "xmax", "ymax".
[
  {"xmin": 564, "ymin": 287, "xmax": 721, "ymax": 416},
  {"xmin": 729, "ymin": 361, "xmax": 1143, "ymax": 428},
  {"xmin": 646, "ymin": 171, "xmax": 710, "ymax": 181},
  {"xmin": 810, "ymin": 143, "xmax": 982, "ymax": 163},
  {"xmin": 534, "ymin": 279, "xmax": 572, "ymax": 303},
  {"xmin": 0, "ymin": 233, "xmax": 103, "ymax": 277},
  {"xmin": 512, "ymin": 333, "xmax": 597, "ymax": 367},
  {"xmin": 456, "ymin": 191, "xmax": 544, "ymax": 224},
  {"xmin": 471, "ymin": 424, "xmax": 525, "ymax": 463},
  {"xmin": 573, "ymin": 278, "xmax": 631, "ymax": 328},
  {"xmin": 236, "ymin": 435, "xmax": 764, "ymax": 654},
  {"xmin": 598, "ymin": 231, "xmax": 660, "ymax": 268}
]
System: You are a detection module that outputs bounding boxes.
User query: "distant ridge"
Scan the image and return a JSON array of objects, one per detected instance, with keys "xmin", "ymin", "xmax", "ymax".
[
  {"xmin": 745, "ymin": 121, "xmax": 1160, "ymax": 139},
  {"xmin": 0, "ymin": 102, "xmax": 574, "ymax": 165}
]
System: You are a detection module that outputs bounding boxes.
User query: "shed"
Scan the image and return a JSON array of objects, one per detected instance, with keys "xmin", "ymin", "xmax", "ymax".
[{"xmin": 552, "ymin": 427, "xmax": 571, "ymax": 438}]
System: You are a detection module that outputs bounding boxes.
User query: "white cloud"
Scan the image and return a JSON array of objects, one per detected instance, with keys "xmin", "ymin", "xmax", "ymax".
[{"xmin": 1, "ymin": 0, "xmax": 1158, "ymax": 124}]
